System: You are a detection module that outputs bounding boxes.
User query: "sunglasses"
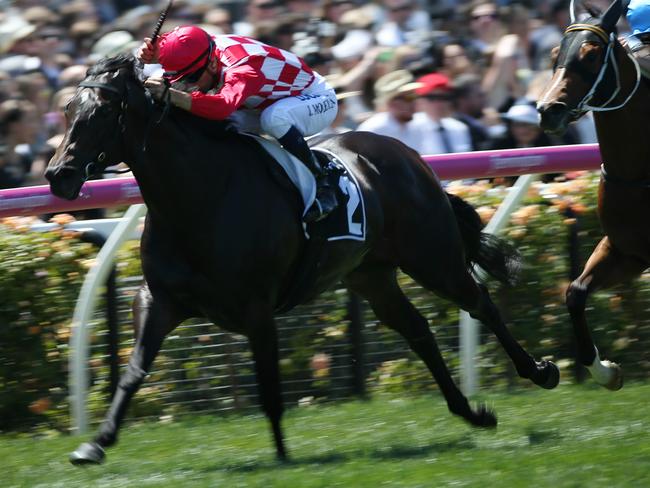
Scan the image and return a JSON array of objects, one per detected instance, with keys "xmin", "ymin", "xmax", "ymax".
[
  {"xmin": 393, "ymin": 93, "xmax": 417, "ymax": 102},
  {"xmin": 180, "ymin": 64, "xmax": 207, "ymax": 84},
  {"xmin": 471, "ymin": 13, "xmax": 498, "ymax": 20},
  {"xmin": 423, "ymin": 93, "xmax": 452, "ymax": 101},
  {"xmin": 389, "ymin": 4, "xmax": 412, "ymax": 12},
  {"xmin": 254, "ymin": 1, "xmax": 280, "ymax": 8}
]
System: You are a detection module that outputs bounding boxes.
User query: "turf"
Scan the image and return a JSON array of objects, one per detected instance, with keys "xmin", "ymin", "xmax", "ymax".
[{"xmin": 3, "ymin": 383, "xmax": 650, "ymax": 487}]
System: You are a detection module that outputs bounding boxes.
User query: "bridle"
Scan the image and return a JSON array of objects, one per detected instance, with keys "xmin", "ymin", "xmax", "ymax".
[
  {"xmin": 77, "ymin": 76, "xmax": 168, "ymax": 182},
  {"xmin": 563, "ymin": 23, "xmax": 641, "ymax": 120},
  {"xmin": 562, "ymin": 24, "xmax": 650, "ymax": 189}
]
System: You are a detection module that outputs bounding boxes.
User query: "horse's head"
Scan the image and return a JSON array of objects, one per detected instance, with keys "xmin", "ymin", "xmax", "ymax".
[
  {"xmin": 45, "ymin": 54, "xmax": 142, "ymax": 200},
  {"xmin": 537, "ymin": 0, "xmax": 634, "ymax": 135}
]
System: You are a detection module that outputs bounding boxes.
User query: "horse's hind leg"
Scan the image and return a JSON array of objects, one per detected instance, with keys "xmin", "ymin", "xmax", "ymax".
[
  {"xmin": 402, "ymin": 262, "xmax": 559, "ymax": 390},
  {"xmin": 69, "ymin": 285, "xmax": 186, "ymax": 465},
  {"xmin": 345, "ymin": 267, "xmax": 497, "ymax": 428},
  {"xmin": 567, "ymin": 237, "xmax": 646, "ymax": 390}
]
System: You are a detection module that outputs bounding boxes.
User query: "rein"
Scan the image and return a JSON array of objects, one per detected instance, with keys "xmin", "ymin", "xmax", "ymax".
[
  {"xmin": 78, "ymin": 78, "xmax": 169, "ymax": 180},
  {"xmin": 563, "ymin": 24, "xmax": 641, "ymax": 118}
]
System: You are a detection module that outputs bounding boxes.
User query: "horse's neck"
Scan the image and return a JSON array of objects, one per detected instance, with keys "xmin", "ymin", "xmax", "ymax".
[
  {"xmin": 594, "ymin": 49, "xmax": 650, "ymax": 180},
  {"xmin": 123, "ymin": 115, "xmax": 240, "ymax": 224}
]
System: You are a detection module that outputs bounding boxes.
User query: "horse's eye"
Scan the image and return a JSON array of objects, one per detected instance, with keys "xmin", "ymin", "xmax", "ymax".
[{"xmin": 583, "ymin": 50, "xmax": 599, "ymax": 63}]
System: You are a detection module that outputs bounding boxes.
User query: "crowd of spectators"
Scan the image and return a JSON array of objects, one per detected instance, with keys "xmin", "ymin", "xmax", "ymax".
[{"xmin": 0, "ymin": 0, "xmax": 626, "ymax": 194}]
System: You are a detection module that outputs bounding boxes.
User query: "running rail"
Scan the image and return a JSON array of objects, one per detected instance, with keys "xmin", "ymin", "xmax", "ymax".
[{"xmin": 0, "ymin": 144, "xmax": 602, "ymax": 218}]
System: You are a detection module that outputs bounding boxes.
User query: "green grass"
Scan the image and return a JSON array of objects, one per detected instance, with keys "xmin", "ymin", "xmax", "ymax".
[{"xmin": 3, "ymin": 383, "xmax": 650, "ymax": 487}]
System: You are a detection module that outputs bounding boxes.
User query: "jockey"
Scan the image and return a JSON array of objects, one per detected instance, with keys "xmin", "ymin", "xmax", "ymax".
[
  {"xmin": 137, "ymin": 26, "xmax": 338, "ymax": 223},
  {"xmin": 626, "ymin": 0, "xmax": 650, "ymax": 75}
]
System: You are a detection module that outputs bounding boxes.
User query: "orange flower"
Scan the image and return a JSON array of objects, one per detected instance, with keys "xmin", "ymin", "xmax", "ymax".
[
  {"xmin": 29, "ymin": 397, "xmax": 52, "ymax": 415},
  {"xmin": 49, "ymin": 213, "xmax": 76, "ymax": 226}
]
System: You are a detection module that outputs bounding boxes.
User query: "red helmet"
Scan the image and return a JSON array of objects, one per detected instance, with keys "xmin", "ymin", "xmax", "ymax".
[{"xmin": 159, "ymin": 26, "xmax": 214, "ymax": 83}]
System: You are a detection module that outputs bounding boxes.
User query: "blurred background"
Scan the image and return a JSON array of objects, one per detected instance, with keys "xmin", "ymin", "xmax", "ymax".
[{"xmin": 1, "ymin": 2, "xmax": 649, "ymax": 476}]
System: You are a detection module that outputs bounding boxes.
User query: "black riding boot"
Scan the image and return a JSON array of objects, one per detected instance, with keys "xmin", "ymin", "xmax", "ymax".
[{"xmin": 278, "ymin": 126, "xmax": 338, "ymax": 223}]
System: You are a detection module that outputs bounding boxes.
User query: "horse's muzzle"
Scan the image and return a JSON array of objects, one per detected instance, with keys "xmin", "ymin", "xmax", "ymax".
[
  {"xmin": 537, "ymin": 102, "xmax": 571, "ymax": 135},
  {"xmin": 45, "ymin": 165, "xmax": 83, "ymax": 200}
]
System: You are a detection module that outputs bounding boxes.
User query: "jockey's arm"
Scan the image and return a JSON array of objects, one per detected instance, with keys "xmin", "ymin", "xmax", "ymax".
[{"xmin": 188, "ymin": 64, "xmax": 265, "ymax": 119}]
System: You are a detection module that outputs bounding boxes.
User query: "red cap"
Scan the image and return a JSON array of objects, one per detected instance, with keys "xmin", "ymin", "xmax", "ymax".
[
  {"xmin": 158, "ymin": 26, "xmax": 213, "ymax": 82},
  {"xmin": 415, "ymin": 73, "xmax": 451, "ymax": 96}
]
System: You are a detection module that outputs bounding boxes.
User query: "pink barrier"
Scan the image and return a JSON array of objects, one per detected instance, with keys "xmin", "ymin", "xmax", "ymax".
[{"xmin": 0, "ymin": 144, "xmax": 602, "ymax": 219}]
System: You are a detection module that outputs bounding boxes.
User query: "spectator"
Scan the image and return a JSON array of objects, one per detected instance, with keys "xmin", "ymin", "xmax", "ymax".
[
  {"xmin": 203, "ymin": 8, "xmax": 234, "ymax": 35},
  {"xmin": 463, "ymin": 1, "xmax": 502, "ymax": 68},
  {"xmin": 357, "ymin": 69, "xmax": 422, "ymax": 149},
  {"xmin": 411, "ymin": 72, "xmax": 472, "ymax": 155},
  {"xmin": 481, "ymin": 3, "xmax": 533, "ymax": 111},
  {"xmin": 0, "ymin": 98, "xmax": 39, "ymax": 188},
  {"xmin": 233, "ymin": 0, "xmax": 285, "ymax": 37},
  {"xmin": 452, "ymin": 73, "xmax": 493, "ymax": 151},
  {"xmin": 375, "ymin": 0, "xmax": 432, "ymax": 47},
  {"xmin": 487, "ymin": 102, "xmax": 560, "ymax": 183}
]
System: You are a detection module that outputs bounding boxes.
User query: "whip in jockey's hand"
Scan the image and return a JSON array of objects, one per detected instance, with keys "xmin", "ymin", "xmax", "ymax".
[{"xmin": 136, "ymin": 26, "xmax": 339, "ymax": 223}]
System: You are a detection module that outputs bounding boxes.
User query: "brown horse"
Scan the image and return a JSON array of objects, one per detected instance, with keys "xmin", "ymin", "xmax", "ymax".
[
  {"xmin": 538, "ymin": 0, "xmax": 650, "ymax": 389},
  {"xmin": 46, "ymin": 54, "xmax": 559, "ymax": 465}
]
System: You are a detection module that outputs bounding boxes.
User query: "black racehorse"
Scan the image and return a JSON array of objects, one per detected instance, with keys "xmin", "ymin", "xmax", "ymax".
[
  {"xmin": 46, "ymin": 54, "xmax": 559, "ymax": 465},
  {"xmin": 538, "ymin": 0, "xmax": 649, "ymax": 390}
]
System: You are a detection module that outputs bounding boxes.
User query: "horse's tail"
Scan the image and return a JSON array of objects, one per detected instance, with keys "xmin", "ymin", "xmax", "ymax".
[{"xmin": 446, "ymin": 192, "xmax": 521, "ymax": 286}]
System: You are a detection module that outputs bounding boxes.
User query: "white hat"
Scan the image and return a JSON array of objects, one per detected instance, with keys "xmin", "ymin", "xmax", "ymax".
[
  {"xmin": 0, "ymin": 16, "xmax": 36, "ymax": 54},
  {"xmin": 331, "ymin": 29, "xmax": 373, "ymax": 61},
  {"xmin": 502, "ymin": 103, "xmax": 540, "ymax": 126},
  {"xmin": 90, "ymin": 30, "xmax": 140, "ymax": 61}
]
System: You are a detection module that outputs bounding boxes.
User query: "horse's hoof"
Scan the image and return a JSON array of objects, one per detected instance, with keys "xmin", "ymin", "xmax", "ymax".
[
  {"xmin": 472, "ymin": 403, "xmax": 498, "ymax": 429},
  {"xmin": 588, "ymin": 357, "xmax": 623, "ymax": 391},
  {"xmin": 603, "ymin": 363, "xmax": 623, "ymax": 391},
  {"xmin": 69, "ymin": 442, "xmax": 105, "ymax": 466},
  {"xmin": 540, "ymin": 361, "xmax": 560, "ymax": 390}
]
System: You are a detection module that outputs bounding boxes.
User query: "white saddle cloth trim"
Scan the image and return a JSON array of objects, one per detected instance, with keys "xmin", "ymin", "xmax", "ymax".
[{"xmin": 245, "ymin": 133, "xmax": 316, "ymax": 216}]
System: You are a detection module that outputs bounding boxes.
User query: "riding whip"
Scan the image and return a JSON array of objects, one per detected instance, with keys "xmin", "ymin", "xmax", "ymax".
[{"xmin": 151, "ymin": 0, "xmax": 174, "ymax": 44}]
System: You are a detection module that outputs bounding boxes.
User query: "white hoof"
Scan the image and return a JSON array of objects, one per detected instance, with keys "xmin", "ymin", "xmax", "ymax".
[{"xmin": 587, "ymin": 350, "xmax": 623, "ymax": 391}]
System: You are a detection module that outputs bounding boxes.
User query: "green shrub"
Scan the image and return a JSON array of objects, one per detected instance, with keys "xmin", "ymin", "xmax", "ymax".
[{"xmin": 2, "ymin": 172, "xmax": 649, "ymax": 431}]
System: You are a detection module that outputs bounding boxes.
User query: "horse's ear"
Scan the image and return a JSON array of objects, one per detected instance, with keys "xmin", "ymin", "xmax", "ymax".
[{"xmin": 601, "ymin": 0, "xmax": 623, "ymax": 32}]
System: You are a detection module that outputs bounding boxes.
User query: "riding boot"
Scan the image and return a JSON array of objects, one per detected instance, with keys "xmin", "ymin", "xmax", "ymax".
[{"xmin": 278, "ymin": 126, "xmax": 338, "ymax": 223}]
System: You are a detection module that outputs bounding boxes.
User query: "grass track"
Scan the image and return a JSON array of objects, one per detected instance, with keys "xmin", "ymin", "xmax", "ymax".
[{"xmin": 3, "ymin": 383, "xmax": 650, "ymax": 487}]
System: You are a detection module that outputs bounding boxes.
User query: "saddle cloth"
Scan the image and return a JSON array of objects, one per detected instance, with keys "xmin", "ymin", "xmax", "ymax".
[{"xmin": 247, "ymin": 134, "xmax": 367, "ymax": 242}]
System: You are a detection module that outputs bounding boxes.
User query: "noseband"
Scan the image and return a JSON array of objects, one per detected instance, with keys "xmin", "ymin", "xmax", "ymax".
[{"xmin": 563, "ymin": 23, "xmax": 641, "ymax": 119}]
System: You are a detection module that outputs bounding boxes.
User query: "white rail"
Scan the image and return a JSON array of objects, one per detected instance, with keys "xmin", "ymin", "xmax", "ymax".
[
  {"xmin": 459, "ymin": 174, "xmax": 537, "ymax": 396},
  {"xmin": 68, "ymin": 204, "xmax": 147, "ymax": 434}
]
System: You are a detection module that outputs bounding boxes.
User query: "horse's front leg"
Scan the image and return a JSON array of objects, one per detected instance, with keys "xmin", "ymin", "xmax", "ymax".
[
  {"xmin": 567, "ymin": 236, "xmax": 646, "ymax": 390},
  {"xmin": 245, "ymin": 304, "xmax": 288, "ymax": 461},
  {"xmin": 70, "ymin": 284, "xmax": 187, "ymax": 465}
]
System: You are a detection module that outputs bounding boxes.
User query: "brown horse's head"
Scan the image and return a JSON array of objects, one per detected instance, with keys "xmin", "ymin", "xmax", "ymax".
[
  {"xmin": 45, "ymin": 55, "xmax": 135, "ymax": 200},
  {"xmin": 537, "ymin": 0, "xmax": 629, "ymax": 135}
]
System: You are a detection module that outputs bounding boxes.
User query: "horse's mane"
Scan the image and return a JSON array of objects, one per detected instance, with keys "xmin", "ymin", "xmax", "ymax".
[
  {"xmin": 86, "ymin": 54, "xmax": 237, "ymax": 139},
  {"xmin": 87, "ymin": 53, "xmax": 141, "ymax": 78}
]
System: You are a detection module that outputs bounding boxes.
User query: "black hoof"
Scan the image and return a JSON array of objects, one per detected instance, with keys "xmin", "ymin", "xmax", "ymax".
[
  {"xmin": 538, "ymin": 360, "xmax": 560, "ymax": 390},
  {"xmin": 471, "ymin": 403, "xmax": 498, "ymax": 429},
  {"xmin": 69, "ymin": 442, "xmax": 105, "ymax": 466}
]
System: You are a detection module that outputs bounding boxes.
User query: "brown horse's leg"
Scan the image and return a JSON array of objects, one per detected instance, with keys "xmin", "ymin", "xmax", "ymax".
[
  {"xmin": 567, "ymin": 236, "xmax": 646, "ymax": 390},
  {"xmin": 346, "ymin": 266, "xmax": 497, "ymax": 428},
  {"xmin": 245, "ymin": 305, "xmax": 287, "ymax": 461},
  {"xmin": 69, "ymin": 284, "xmax": 186, "ymax": 465},
  {"xmin": 402, "ymin": 263, "xmax": 559, "ymax": 390}
]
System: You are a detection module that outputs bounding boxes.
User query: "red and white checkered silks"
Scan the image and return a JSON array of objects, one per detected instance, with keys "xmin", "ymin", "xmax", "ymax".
[{"xmin": 214, "ymin": 35, "xmax": 315, "ymax": 109}]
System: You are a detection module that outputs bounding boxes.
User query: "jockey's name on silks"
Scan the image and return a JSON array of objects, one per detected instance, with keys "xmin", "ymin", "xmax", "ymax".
[{"xmin": 307, "ymin": 97, "xmax": 337, "ymax": 117}]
